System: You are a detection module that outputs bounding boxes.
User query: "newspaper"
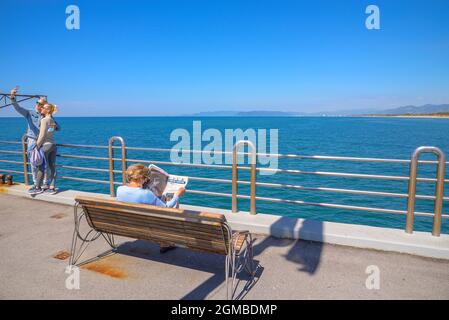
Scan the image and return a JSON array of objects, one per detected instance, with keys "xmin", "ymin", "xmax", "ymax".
[{"xmin": 143, "ymin": 164, "xmax": 188, "ymax": 200}]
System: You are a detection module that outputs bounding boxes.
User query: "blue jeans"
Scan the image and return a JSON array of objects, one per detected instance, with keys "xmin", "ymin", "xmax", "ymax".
[
  {"xmin": 27, "ymin": 137, "xmax": 44, "ymax": 186},
  {"xmin": 36, "ymin": 143, "xmax": 57, "ymax": 188}
]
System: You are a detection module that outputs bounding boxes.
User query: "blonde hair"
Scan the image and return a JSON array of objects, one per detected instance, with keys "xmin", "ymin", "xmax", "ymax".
[
  {"xmin": 125, "ymin": 164, "xmax": 149, "ymax": 183},
  {"xmin": 44, "ymin": 103, "xmax": 58, "ymax": 115}
]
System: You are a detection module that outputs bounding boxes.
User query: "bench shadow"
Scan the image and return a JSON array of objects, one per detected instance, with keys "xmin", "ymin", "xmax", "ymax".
[
  {"xmin": 106, "ymin": 216, "xmax": 322, "ymax": 299},
  {"xmin": 113, "ymin": 239, "xmax": 262, "ymax": 300}
]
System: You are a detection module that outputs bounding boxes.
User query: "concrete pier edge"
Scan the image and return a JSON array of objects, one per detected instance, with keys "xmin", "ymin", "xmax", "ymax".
[{"xmin": 1, "ymin": 183, "xmax": 448, "ymax": 260}]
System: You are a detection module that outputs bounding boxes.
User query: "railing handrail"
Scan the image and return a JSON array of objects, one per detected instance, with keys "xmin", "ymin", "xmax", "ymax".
[
  {"xmin": 3, "ymin": 139, "xmax": 449, "ymax": 165},
  {"xmin": 1, "ymin": 137, "xmax": 448, "ymax": 236},
  {"xmin": 108, "ymin": 136, "xmax": 127, "ymax": 197},
  {"xmin": 57, "ymin": 154, "xmax": 449, "ymax": 184},
  {"xmin": 232, "ymin": 140, "xmax": 257, "ymax": 215},
  {"xmin": 5, "ymin": 161, "xmax": 448, "ymax": 201},
  {"xmin": 38, "ymin": 152, "xmax": 449, "ymax": 183},
  {"xmin": 406, "ymin": 146, "xmax": 446, "ymax": 236},
  {"xmin": 21, "ymin": 135, "xmax": 29, "ymax": 185}
]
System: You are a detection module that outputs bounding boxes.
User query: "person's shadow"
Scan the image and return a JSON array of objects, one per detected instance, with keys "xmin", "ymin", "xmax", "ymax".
[
  {"xmin": 252, "ymin": 217, "xmax": 323, "ymax": 275},
  {"xmin": 179, "ymin": 216, "xmax": 323, "ymax": 299},
  {"xmin": 285, "ymin": 219, "xmax": 323, "ymax": 274}
]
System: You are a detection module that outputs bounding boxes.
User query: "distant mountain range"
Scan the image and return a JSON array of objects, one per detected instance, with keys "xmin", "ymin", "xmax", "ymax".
[
  {"xmin": 186, "ymin": 104, "xmax": 449, "ymax": 117},
  {"xmin": 362, "ymin": 104, "xmax": 449, "ymax": 115}
]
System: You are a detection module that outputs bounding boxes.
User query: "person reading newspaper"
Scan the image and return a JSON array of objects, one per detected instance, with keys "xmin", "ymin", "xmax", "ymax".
[
  {"xmin": 143, "ymin": 164, "xmax": 189, "ymax": 207},
  {"xmin": 117, "ymin": 163, "xmax": 186, "ymax": 253}
]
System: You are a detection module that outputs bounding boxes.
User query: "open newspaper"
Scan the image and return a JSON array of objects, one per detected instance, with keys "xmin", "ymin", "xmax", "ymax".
[{"xmin": 143, "ymin": 164, "xmax": 188, "ymax": 202}]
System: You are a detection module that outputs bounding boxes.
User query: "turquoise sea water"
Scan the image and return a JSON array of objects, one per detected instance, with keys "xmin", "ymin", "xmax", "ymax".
[{"xmin": 1, "ymin": 116, "xmax": 448, "ymax": 234}]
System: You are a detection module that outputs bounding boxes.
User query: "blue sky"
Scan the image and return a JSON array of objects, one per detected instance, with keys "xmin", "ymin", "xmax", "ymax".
[{"xmin": 1, "ymin": 0, "xmax": 449, "ymax": 116}]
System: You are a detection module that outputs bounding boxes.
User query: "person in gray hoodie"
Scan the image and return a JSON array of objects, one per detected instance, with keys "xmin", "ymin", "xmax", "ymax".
[{"xmin": 10, "ymin": 88, "xmax": 60, "ymax": 195}]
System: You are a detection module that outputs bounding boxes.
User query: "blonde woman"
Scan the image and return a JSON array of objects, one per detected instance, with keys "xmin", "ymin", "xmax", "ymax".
[
  {"xmin": 35, "ymin": 103, "xmax": 59, "ymax": 194},
  {"xmin": 117, "ymin": 164, "xmax": 186, "ymax": 253},
  {"xmin": 117, "ymin": 164, "xmax": 185, "ymax": 208}
]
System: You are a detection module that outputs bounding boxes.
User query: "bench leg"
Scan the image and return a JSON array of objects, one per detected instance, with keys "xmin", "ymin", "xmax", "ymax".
[
  {"xmin": 242, "ymin": 234, "xmax": 255, "ymax": 277},
  {"xmin": 225, "ymin": 250, "xmax": 239, "ymax": 300},
  {"xmin": 69, "ymin": 202, "xmax": 110, "ymax": 267},
  {"xmin": 102, "ymin": 233, "xmax": 116, "ymax": 249},
  {"xmin": 225, "ymin": 247, "xmax": 239, "ymax": 300},
  {"xmin": 225, "ymin": 254, "xmax": 230, "ymax": 300},
  {"xmin": 225, "ymin": 234, "xmax": 256, "ymax": 300}
]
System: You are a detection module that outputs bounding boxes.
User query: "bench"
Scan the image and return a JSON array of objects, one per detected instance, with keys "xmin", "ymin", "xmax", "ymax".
[{"xmin": 70, "ymin": 196, "xmax": 255, "ymax": 299}]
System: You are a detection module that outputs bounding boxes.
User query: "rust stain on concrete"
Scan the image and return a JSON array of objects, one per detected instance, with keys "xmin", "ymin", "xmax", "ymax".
[
  {"xmin": 81, "ymin": 255, "xmax": 128, "ymax": 279},
  {"xmin": 53, "ymin": 250, "xmax": 71, "ymax": 260},
  {"xmin": 50, "ymin": 213, "xmax": 67, "ymax": 219},
  {"xmin": 0, "ymin": 183, "xmax": 16, "ymax": 192}
]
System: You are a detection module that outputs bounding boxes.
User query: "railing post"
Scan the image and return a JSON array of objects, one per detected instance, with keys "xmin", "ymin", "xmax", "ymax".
[
  {"xmin": 108, "ymin": 136, "xmax": 127, "ymax": 197},
  {"xmin": 21, "ymin": 134, "xmax": 30, "ymax": 185},
  {"xmin": 232, "ymin": 140, "xmax": 257, "ymax": 215},
  {"xmin": 406, "ymin": 146, "xmax": 446, "ymax": 236}
]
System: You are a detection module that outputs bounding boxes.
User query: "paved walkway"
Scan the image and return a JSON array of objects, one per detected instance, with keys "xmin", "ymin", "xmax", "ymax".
[{"xmin": 1, "ymin": 193, "xmax": 448, "ymax": 299}]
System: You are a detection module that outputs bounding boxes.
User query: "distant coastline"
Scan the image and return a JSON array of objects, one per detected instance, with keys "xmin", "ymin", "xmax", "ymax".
[
  {"xmin": 358, "ymin": 112, "xmax": 449, "ymax": 119},
  {"xmin": 2, "ymin": 104, "xmax": 449, "ymax": 118},
  {"xmin": 186, "ymin": 104, "xmax": 449, "ymax": 117}
]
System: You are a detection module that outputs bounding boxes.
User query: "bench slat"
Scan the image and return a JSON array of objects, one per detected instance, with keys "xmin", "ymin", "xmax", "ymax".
[
  {"xmin": 75, "ymin": 195, "xmax": 240, "ymax": 255},
  {"xmin": 87, "ymin": 208, "xmax": 224, "ymax": 234},
  {"xmin": 94, "ymin": 222, "xmax": 228, "ymax": 254},
  {"xmin": 76, "ymin": 196, "xmax": 225, "ymax": 223},
  {"xmin": 85, "ymin": 204, "xmax": 224, "ymax": 227},
  {"xmin": 93, "ymin": 220, "xmax": 227, "ymax": 248},
  {"xmin": 88, "ymin": 212, "xmax": 226, "ymax": 243}
]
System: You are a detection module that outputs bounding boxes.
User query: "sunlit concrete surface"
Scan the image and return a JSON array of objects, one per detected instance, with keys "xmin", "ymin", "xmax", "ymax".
[
  {"xmin": 1, "ymin": 193, "xmax": 448, "ymax": 300},
  {"xmin": 2, "ymin": 183, "xmax": 449, "ymax": 259}
]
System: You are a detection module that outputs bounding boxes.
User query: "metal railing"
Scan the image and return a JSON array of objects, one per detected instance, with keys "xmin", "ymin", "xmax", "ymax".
[
  {"xmin": 232, "ymin": 140, "xmax": 257, "ymax": 215},
  {"xmin": 0, "ymin": 135, "xmax": 448, "ymax": 236},
  {"xmin": 108, "ymin": 136, "xmax": 127, "ymax": 197},
  {"xmin": 406, "ymin": 146, "xmax": 446, "ymax": 236}
]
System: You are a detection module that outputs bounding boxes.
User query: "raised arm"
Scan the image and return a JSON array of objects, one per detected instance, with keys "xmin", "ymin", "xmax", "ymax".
[
  {"xmin": 10, "ymin": 92, "xmax": 30, "ymax": 118},
  {"xmin": 36, "ymin": 118, "xmax": 49, "ymax": 148}
]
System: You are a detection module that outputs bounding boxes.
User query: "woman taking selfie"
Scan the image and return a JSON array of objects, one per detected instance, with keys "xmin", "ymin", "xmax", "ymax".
[{"xmin": 35, "ymin": 103, "xmax": 59, "ymax": 194}]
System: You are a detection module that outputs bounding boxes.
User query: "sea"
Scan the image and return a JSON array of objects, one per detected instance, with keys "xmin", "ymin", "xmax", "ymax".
[{"xmin": 1, "ymin": 116, "xmax": 448, "ymax": 234}]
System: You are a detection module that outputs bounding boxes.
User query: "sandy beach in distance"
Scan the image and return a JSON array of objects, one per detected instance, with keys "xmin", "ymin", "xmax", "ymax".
[{"xmin": 357, "ymin": 115, "xmax": 449, "ymax": 119}]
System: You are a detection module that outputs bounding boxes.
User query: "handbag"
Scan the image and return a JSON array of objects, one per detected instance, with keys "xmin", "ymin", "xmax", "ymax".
[{"xmin": 29, "ymin": 146, "xmax": 44, "ymax": 167}]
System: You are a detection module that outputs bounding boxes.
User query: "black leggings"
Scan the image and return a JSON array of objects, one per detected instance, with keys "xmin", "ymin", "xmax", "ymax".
[{"xmin": 36, "ymin": 144, "xmax": 57, "ymax": 188}]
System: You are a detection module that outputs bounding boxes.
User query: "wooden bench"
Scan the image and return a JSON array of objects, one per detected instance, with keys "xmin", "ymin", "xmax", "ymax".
[{"xmin": 70, "ymin": 196, "xmax": 255, "ymax": 299}]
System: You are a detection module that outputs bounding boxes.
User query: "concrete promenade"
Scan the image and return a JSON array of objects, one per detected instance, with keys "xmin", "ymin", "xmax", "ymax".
[{"xmin": 1, "ymin": 192, "xmax": 448, "ymax": 299}]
